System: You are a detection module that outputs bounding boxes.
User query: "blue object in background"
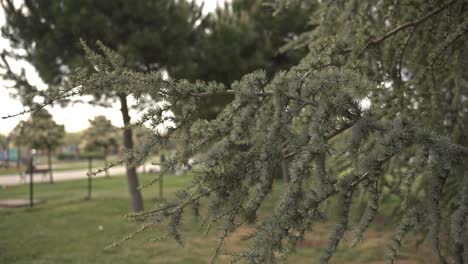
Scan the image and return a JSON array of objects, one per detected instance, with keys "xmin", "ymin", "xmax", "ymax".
[{"xmin": 8, "ymin": 148, "xmax": 19, "ymax": 162}]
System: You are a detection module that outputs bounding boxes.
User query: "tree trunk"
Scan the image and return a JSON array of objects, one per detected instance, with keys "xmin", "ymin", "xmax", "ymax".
[
  {"xmin": 119, "ymin": 94, "xmax": 144, "ymax": 212},
  {"xmin": 159, "ymin": 174, "xmax": 163, "ymax": 200},
  {"xmin": 16, "ymin": 147, "xmax": 21, "ymax": 169},
  {"xmin": 87, "ymin": 157, "xmax": 92, "ymax": 200},
  {"xmin": 5, "ymin": 138, "xmax": 10, "ymax": 168},
  {"xmin": 47, "ymin": 147, "xmax": 53, "ymax": 184},
  {"xmin": 104, "ymin": 146, "xmax": 109, "ymax": 178}
]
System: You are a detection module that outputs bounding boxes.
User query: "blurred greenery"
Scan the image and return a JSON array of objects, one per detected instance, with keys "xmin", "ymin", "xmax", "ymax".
[
  {"xmin": 0, "ymin": 155, "xmax": 117, "ymax": 176},
  {"xmin": 0, "ymin": 173, "xmax": 435, "ymax": 263}
]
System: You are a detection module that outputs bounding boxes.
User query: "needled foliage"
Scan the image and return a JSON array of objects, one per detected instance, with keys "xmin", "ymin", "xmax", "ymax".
[
  {"xmin": 3, "ymin": 0, "xmax": 468, "ymax": 263},
  {"xmin": 60, "ymin": 34, "xmax": 467, "ymax": 262}
]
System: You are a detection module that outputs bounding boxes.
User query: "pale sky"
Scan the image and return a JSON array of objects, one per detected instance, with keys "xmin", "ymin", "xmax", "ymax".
[{"xmin": 0, "ymin": 0, "xmax": 226, "ymax": 135}]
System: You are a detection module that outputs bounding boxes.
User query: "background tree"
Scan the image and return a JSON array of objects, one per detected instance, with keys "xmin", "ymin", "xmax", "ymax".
[
  {"xmin": 1, "ymin": 0, "xmax": 206, "ymax": 212},
  {"xmin": 12, "ymin": 109, "xmax": 64, "ymax": 183},
  {"xmin": 62, "ymin": 131, "xmax": 83, "ymax": 160},
  {"xmin": 175, "ymin": 0, "xmax": 313, "ymax": 120},
  {"xmin": 81, "ymin": 115, "xmax": 119, "ymax": 177},
  {"xmin": 193, "ymin": 0, "xmax": 313, "ymax": 84},
  {"xmin": 0, "ymin": 134, "xmax": 8, "ymax": 167},
  {"xmin": 9, "ymin": 121, "xmax": 27, "ymax": 169},
  {"xmin": 0, "ymin": 134, "xmax": 7, "ymax": 148}
]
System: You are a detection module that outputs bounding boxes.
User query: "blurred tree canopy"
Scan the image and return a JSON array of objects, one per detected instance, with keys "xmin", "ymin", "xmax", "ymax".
[
  {"xmin": 12, "ymin": 109, "xmax": 64, "ymax": 152},
  {"xmin": 82, "ymin": 115, "xmax": 119, "ymax": 176},
  {"xmin": 63, "ymin": 131, "xmax": 83, "ymax": 147},
  {"xmin": 0, "ymin": 134, "xmax": 7, "ymax": 149},
  {"xmin": 82, "ymin": 116, "xmax": 119, "ymax": 153},
  {"xmin": 11, "ymin": 109, "xmax": 64, "ymax": 183},
  {"xmin": 1, "ymin": 0, "xmax": 205, "ymax": 85},
  {"xmin": 178, "ymin": 0, "xmax": 314, "ymax": 119},
  {"xmin": 189, "ymin": 0, "xmax": 313, "ymax": 85}
]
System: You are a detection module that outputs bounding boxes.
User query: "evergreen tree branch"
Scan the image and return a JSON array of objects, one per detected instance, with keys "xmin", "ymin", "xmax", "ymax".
[{"xmin": 359, "ymin": 0, "xmax": 459, "ymax": 55}]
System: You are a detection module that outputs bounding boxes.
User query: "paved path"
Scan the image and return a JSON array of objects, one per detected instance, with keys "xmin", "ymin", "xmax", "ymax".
[
  {"xmin": 0, "ymin": 199, "xmax": 46, "ymax": 208},
  {"xmin": 0, "ymin": 166, "xmax": 154, "ymax": 187}
]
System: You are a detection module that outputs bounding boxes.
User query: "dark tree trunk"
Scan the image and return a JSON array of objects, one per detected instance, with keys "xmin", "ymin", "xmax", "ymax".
[
  {"xmin": 119, "ymin": 94, "xmax": 144, "ymax": 212},
  {"xmin": 47, "ymin": 147, "xmax": 53, "ymax": 184},
  {"xmin": 16, "ymin": 148, "xmax": 21, "ymax": 169},
  {"xmin": 159, "ymin": 174, "xmax": 163, "ymax": 200},
  {"xmin": 5, "ymin": 138, "xmax": 10, "ymax": 168},
  {"xmin": 104, "ymin": 146, "xmax": 109, "ymax": 177},
  {"xmin": 87, "ymin": 157, "xmax": 92, "ymax": 200}
]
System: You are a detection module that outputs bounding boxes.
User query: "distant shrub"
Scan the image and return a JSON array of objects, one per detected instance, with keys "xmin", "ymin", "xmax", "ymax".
[
  {"xmin": 57, "ymin": 152, "xmax": 75, "ymax": 160},
  {"xmin": 80, "ymin": 152, "xmax": 105, "ymax": 160}
]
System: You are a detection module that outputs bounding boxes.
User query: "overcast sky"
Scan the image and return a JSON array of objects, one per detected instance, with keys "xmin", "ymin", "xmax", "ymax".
[{"xmin": 0, "ymin": 0, "xmax": 226, "ymax": 135}]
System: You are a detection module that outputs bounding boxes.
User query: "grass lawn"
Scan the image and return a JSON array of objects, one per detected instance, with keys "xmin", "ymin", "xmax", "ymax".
[
  {"xmin": 0, "ymin": 166, "xmax": 24, "ymax": 176},
  {"xmin": 0, "ymin": 161, "xmax": 104, "ymax": 176},
  {"xmin": 0, "ymin": 173, "xmax": 436, "ymax": 263},
  {"xmin": 0, "ymin": 154, "xmax": 160, "ymax": 176}
]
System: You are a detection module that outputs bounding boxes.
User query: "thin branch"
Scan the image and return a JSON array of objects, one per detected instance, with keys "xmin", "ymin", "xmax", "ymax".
[
  {"xmin": 190, "ymin": 90, "xmax": 271, "ymax": 97},
  {"xmin": 1, "ymin": 87, "xmax": 81, "ymax": 119},
  {"xmin": 398, "ymin": 25, "xmax": 417, "ymax": 83},
  {"xmin": 359, "ymin": 0, "xmax": 459, "ymax": 55}
]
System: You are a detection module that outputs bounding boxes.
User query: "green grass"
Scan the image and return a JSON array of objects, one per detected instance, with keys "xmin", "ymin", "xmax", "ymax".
[
  {"xmin": 0, "ymin": 174, "xmax": 435, "ymax": 263},
  {"xmin": 0, "ymin": 161, "xmax": 104, "ymax": 176},
  {"xmin": 0, "ymin": 166, "xmax": 24, "ymax": 176},
  {"xmin": 0, "ymin": 154, "xmax": 162, "ymax": 175},
  {"xmin": 0, "ymin": 163, "xmax": 104, "ymax": 176}
]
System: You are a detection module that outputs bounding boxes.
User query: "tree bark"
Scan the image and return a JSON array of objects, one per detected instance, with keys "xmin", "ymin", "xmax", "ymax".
[
  {"xmin": 47, "ymin": 147, "xmax": 53, "ymax": 184},
  {"xmin": 16, "ymin": 147, "xmax": 21, "ymax": 169},
  {"xmin": 87, "ymin": 157, "xmax": 92, "ymax": 200},
  {"xmin": 104, "ymin": 146, "xmax": 109, "ymax": 177},
  {"xmin": 5, "ymin": 137, "xmax": 10, "ymax": 168},
  {"xmin": 119, "ymin": 94, "xmax": 144, "ymax": 212}
]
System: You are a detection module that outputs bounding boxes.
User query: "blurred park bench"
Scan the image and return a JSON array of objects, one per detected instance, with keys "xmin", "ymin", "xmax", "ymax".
[{"xmin": 19, "ymin": 166, "xmax": 50, "ymax": 183}]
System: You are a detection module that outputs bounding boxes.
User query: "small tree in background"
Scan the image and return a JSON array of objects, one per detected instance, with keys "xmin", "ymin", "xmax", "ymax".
[
  {"xmin": 62, "ymin": 131, "xmax": 83, "ymax": 160},
  {"xmin": 9, "ymin": 123, "xmax": 27, "ymax": 169},
  {"xmin": 0, "ymin": 134, "xmax": 10, "ymax": 168},
  {"xmin": 13, "ymin": 109, "xmax": 64, "ymax": 183},
  {"xmin": 82, "ymin": 116, "xmax": 119, "ymax": 177},
  {"xmin": 0, "ymin": 134, "xmax": 7, "ymax": 148}
]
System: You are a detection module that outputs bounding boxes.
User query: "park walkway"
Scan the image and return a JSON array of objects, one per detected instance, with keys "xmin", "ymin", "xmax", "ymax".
[{"xmin": 0, "ymin": 166, "xmax": 143, "ymax": 187}]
